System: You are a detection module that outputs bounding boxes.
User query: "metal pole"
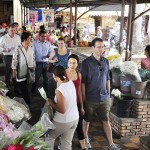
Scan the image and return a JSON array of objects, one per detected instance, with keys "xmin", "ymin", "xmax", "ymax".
[
  {"xmin": 21, "ymin": 4, "xmax": 23, "ymax": 27},
  {"xmin": 125, "ymin": 1, "xmax": 132, "ymax": 61},
  {"xmin": 74, "ymin": 0, "xmax": 77, "ymax": 45},
  {"xmin": 70, "ymin": 0, "xmax": 72, "ymax": 40},
  {"xmin": 24, "ymin": 6, "xmax": 26, "ymax": 25},
  {"xmin": 128, "ymin": 0, "xmax": 136, "ymax": 61},
  {"xmin": 119, "ymin": 0, "xmax": 125, "ymax": 54}
]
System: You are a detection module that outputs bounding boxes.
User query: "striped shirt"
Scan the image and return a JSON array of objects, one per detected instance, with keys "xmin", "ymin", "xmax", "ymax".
[{"xmin": 32, "ymin": 40, "xmax": 52, "ymax": 62}]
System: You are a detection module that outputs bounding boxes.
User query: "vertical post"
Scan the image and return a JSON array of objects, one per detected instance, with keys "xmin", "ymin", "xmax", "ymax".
[
  {"xmin": 128, "ymin": 0, "xmax": 136, "ymax": 60},
  {"xmin": 24, "ymin": 6, "xmax": 26, "ymax": 25},
  {"xmin": 125, "ymin": 1, "xmax": 132, "ymax": 61},
  {"xmin": 119, "ymin": 0, "xmax": 125, "ymax": 54},
  {"xmin": 74, "ymin": 0, "xmax": 77, "ymax": 45},
  {"xmin": 26, "ymin": 8, "xmax": 28, "ymax": 25},
  {"xmin": 70, "ymin": 0, "xmax": 72, "ymax": 40},
  {"xmin": 21, "ymin": 4, "xmax": 23, "ymax": 27}
]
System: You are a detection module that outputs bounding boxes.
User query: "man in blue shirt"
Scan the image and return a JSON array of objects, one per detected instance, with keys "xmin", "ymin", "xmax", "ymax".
[
  {"xmin": 81, "ymin": 38, "xmax": 120, "ymax": 150},
  {"xmin": 32, "ymin": 30, "xmax": 52, "ymax": 96}
]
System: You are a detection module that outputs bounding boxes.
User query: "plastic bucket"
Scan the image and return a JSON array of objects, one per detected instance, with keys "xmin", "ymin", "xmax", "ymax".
[
  {"xmin": 117, "ymin": 96, "xmax": 133, "ymax": 118},
  {"xmin": 131, "ymin": 81, "xmax": 147, "ymax": 99},
  {"xmin": 120, "ymin": 76, "xmax": 131, "ymax": 94},
  {"xmin": 112, "ymin": 71, "xmax": 120, "ymax": 87}
]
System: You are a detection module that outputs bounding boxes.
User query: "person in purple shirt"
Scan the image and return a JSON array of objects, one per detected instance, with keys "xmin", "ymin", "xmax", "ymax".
[
  {"xmin": 81, "ymin": 38, "xmax": 120, "ymax": 150},
  {"xmin": 32, "ymin": 30, "xmax": 52, "ymax": 96}
]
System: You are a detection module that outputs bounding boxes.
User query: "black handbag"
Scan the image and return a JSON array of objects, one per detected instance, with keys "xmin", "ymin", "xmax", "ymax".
[{"xmin": 19, "ymin": 47, "xmax": 35, "ymax": 84}]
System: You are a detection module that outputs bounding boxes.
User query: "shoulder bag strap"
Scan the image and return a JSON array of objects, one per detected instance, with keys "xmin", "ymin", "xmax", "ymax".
[{"xmin": 18, "ymin": 46, "xmax": 28, "ymax": 68}]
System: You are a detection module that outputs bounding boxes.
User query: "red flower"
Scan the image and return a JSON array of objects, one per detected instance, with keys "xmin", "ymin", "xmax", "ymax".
[
  {"xmin": 28, "ymin": 147, "xmax": 35, "ymax": 150},
  {"xmin": 16, "ymin": 144, "xmax": 23, "ymax": 150}
]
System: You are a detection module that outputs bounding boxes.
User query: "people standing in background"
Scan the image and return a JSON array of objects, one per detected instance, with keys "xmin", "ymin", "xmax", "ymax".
[
  {"xmin": 61, "ymin": 26, "xmax": 69, "ymax": 39},
  {"xmin": 82, "ymin": 25, "xmax": 89, "ymax": 41},
  {"xmin": 47, "ymin": 65, "xmax": 79, "ymax": 150},
  {"xmin": 34, "ymin": 25, "xmax": 53, "ymax": 45},
  {"xmin": 81, "ymin": 38, "xmax": 120, "ymax": 150},
  {"xmin": 66, "ymin": 54, "xmax": 87, "ymax": 150},
  {"xmin": 13, "ymin": 22, "xmax": 19, "ymax": 34},
  {"xmin": 96, "ymin": 26, "xmax": 103, "ymax": 38},
  {"xmin": 49, "ymin": 37, "xmax": 71, "ymax": 69},
  {"xmin": 12, "ymin": 32, "xmax": 35, "ymax": 104},
  {"xmin": 32, "ymin": 30, "xmax": 52, "ymax": 96},
  {"xmin": 0, "ymin": 24, "xmax": 21, "ymax": 87},
  {"xmin": 72, "ymin": 29, "xmax": 80, "ymax": 45},
  {"xmin": 141, "ymin": 45, "xmax": 150, "ymax": 71}
]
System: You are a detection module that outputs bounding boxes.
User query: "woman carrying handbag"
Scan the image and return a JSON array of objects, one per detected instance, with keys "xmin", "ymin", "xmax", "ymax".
[{"xmin": 12, "ymin": 32, "xmax": 35, "ymax": 105}]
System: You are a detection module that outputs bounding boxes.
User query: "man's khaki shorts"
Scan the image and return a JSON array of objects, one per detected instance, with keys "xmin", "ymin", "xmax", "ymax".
[{"xmin": 83, "ymin": 99, "xmax": 112, "ymax": 122}]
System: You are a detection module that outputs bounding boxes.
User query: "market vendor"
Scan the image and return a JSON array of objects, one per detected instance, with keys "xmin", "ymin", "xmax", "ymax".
[{"xmin": 141, "ymin": 45, "xmax": 150, "ymax": 71}]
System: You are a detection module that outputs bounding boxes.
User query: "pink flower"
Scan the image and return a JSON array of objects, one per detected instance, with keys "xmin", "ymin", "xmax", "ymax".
[
  {"xmin": 28, "ymin": 147, "xmax": 35, "ymax": 150},
  {"xmin": 8, "ymin": 145, "xmax": 17, "ymax": 150}
]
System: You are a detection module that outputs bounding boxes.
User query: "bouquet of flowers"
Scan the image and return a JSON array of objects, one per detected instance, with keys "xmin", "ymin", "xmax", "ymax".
[
  {"xmin": 120, "ymin": 61, "xmax": 141, "ymax": 81},
  {"xmin": 111, "ymin": 89, "xmax": 122, "ymax": 100},
  {"xmin": 0, "ymin": 95, "xmax": 31, "ymax": 123},
  {"xmin": 106, "ymin": 54, "xmax": 123, "ymax": 70}
]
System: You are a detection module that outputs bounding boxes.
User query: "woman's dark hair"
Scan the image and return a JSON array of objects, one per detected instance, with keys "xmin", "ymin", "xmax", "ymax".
[
  {"xmin": 21, "ymin": 31, "xmax": 31, "ymax": 42},
  {"xmin": 62, "ymin": 26, "xmax": 66, "ymax": 32},
  {"xmin": 39, "ymin": 25, "xmax": 45, "ymax": 31},
  {"xmin": 91, "ymin": 37, "xmax": 103, "ymax": 47},
  {"xmin": 53, "ymin": 65, "xmax": 66, "ymax": 81},
  {"xmin": 22, "ymin": 26, "xmax": 26, "ymax": 31},
  {"xmin": 68, "ymin": 54, "xmax": 79, "ymax": 64},
  {"xmin": 145, "ymin": 45, "xmax": 150, "ymax": 56},
  {"xmin": 58, "ymin": 37, "xmax": 65, "ymax": 42}
]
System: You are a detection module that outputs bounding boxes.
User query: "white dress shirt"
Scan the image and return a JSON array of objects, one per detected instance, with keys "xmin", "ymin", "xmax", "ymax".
[{"xmin": 0, "ymin": 33, "xmax": 21, "ymax": 55}]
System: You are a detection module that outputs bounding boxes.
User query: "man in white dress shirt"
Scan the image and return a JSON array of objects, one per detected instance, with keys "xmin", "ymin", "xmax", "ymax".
[{"xmin": 0, "ymin": 24, "xmax": 21, "ymax": 86}]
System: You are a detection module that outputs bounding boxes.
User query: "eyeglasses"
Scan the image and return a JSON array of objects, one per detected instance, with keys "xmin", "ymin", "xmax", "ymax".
[{"xmin": 98, "ymin": 62, "xmax": 103, "ymax": 71}]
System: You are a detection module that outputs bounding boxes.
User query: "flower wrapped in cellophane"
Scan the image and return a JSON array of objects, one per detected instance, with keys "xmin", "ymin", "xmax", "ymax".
[
  {"xmin": 106, "ymin": 53, "xmax": 123, "ymax": 70},
  {"xmin": 120, "ymin": 61, "xmax": 141, "ymax": 81},
  {"xmin": 0, "ymin": 81, "xmax": 8, "ymax": 96},
  {"xmin": 0, "ymin": 95, "xmax": 31, "ymax": 123}
]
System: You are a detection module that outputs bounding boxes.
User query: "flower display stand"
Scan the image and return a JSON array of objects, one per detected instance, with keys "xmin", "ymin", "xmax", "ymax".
[{"xmin": 110, "ymin": 99, "xmax": 150, "ymax": 137}]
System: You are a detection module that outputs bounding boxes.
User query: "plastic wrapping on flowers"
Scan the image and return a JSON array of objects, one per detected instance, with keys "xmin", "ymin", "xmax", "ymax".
[
  {"xmin": 0, "ymin": 95, "xmax": 31, "ymax": 123},
  {"xmin": 106, "ymin": 54, "xmax": 123, "ymax": 71},
  {"xmin": 120, "ymin": 61, "xmax": 141, "ymax": 81},
  {"xmin": 1, "ymin": 114, "xmax": 55, "ymax": 149}
]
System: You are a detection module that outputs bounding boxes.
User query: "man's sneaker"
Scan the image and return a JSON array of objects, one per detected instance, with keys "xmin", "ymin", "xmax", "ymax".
[
  {"xmin": 108, "ymin": 144, "xmax": 121, "ymax": 150},
  {"xmin": 85, "ymin": 137, "xmax": 92, "ymax": 149},
  {"xmin": 58, "ymin": 142, "xmax": 61, "ymax": 150}
]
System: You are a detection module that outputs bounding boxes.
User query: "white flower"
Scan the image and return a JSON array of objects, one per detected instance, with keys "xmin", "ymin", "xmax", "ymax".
[{"xmin": 111, "ymin": 89, "xmax": 122, "ymax": 98}]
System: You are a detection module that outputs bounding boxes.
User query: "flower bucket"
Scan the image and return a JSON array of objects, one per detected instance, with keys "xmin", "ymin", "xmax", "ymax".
[
  {"xmin": 112, "ymin": 71, "xmax": 120, "ymax": 88},
  {"xmin": 68, "ymin": 40, "xmax": 73, "ymax": 47},
  {"xmin": 120, "ymin": 76, "xmax": 131, "ymax": 94},
  {"xmin": 117, "ymin": 96, "xmax": 133, "ymax": 118},
  {"xmin": 131, "ymin": 81, "xmax": 147, "ymax": 99}
]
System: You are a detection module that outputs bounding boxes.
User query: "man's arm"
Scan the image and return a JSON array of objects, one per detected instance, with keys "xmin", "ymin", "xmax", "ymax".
[{"xmin": 106, "ymin": 80, "xmax": 110, "ymax": 97}]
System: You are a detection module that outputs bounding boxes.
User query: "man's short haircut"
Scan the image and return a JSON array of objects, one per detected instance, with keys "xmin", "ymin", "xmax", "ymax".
[
  {"xmin": 8, "ymin": 24, "xmax": 15, "ymax": 28},
  {"xmin": 39, "ymin": 30, "xmax": 47, "ymax": 36},
  {"xmin": 91, "ymin": 38, "xmax": 103, "ymax": 47},
  {"xmin": 21, "ymin": 31, "xmax": 31, "ymax": 42},
  {"xmin": 13, "ymin": 22, "xmax": 19, "ymax": 26},
  {"xmin": 58, "ymin": 37, "xmax": 65, "ymax": 42}
]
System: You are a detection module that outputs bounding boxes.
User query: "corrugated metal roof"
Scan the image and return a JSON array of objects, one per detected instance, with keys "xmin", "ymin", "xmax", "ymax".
[{"xmin": 19, "ymin": 0, "xmax": 150, "ymax": 8}]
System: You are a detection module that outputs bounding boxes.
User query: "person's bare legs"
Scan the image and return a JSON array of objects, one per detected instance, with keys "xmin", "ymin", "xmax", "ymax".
[
  {"xmin": 79, "ymin": 139, "xmax": 86, "ymax": 149},
  {"xmin": 102, "ymin": 120, "xmax": 113, "ymax": 145},
  {"xmin": 83, "ymin": 119, "xmax": 90, "ymax": 138}
]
